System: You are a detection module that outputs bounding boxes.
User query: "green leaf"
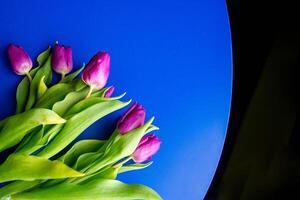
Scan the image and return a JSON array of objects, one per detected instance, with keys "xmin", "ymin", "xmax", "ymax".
[
  {"xmin": 145, "ymin": 124, "xmax": 160, "ymax": 134},
  {"xmin": 60, "ymin": 139, "xmax": 105, "ymax": 167},
  {"xmin": 72, "ymin": 78, "xmax": 87, "ymax": 91},
  {"xmin": 25, "ymin": 54, "xmax": 52, "ymax": 111},
  {"xmin": 0, "ymin": 180, "xmax": 41, "ymax": 198},
  {"xmin": 119, "ymin": 162, "xmax": 153, "ymax": 173},
  {"xmin": 64, "ymin": 96, "xmax": 117, "ymax": 117},
  {"xmin": 75, "ymin": 151, "xmax": 103, "ymax": 171},
  {"xmin": 36, "ymin": 100, "xmax": 130, "ymax": 158},
  {"xmin": 61, "ymin": 65, "xmax": 85, "ymax": 83},
  {"xmin": 76, "ymin": 166, "xmax": 120, "ymax": 184},
  {"xmin": 11, "ymin": 179, "xmax": 162, "ymax": 200},
  {"xmin": 84, "ymin": 118, "xmax": 154, "ymax": 174},
  {"xmin": 15, "ymin": 47, "xmax": 50, "ymax": 114},
  {"xmin": 52, "ymin": 88, "xmax": 89, "ymax": 116},
  {"xmin": 0, "ymin": 119, "xmax": 5, "ymax": 130},
  {"xmin": 39, "ymin": 124, "xmax": 65, "ymax": 146},
  {"xmin": 37, "ymin": 76, "xmax": 47, "ymax": 99},
  {"xmin": 75, "ymin": 131, "xmax": 119, "ymax": 171},
  {"xmin": 16, "ymin": 123, "xmax": 67, "ymax": 156},
  {"xmin": 15, "ymin": 126, "xmax": 44, "ymax": 155},
  {"xmin": 91, "ymin": 88, "xmax": 107, "ymax": 98},
  {"xmin": 0, "ymin": 154, "xmax": 84, "ymax": 182},
  {"xmin": 35, "ymin": 83, "xmax": 73, "ymax": 109},
  {"xmin": 37, "ymin": 46, "xmax": 51, "ymax": 66},
  {"xmin": 0, "ymin": 108, "xmax": 65, "ymax": 152},
  {"xmin": 15, "ymin": 68, "xmax": 38, "ymax": 114}
]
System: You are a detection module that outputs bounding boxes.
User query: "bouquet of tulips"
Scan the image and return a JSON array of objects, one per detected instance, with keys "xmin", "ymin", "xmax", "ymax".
[{"xmin": 0, "ymin": 43, "xmax": 162, "ymax": 200}]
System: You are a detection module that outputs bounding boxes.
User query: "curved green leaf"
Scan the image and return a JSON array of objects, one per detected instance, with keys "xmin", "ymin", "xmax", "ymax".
[
  {"xmin": 145, "ymin": 124, "xmax": 160, "ymax": 134},
  {"xmin": 72, "ymin": 78, "xmax": 87, "ymax": 91},
  {"xmin": 0, "ymin": 108, "xmax": 65, "ymax": 152},
  {"xmin": 11, "ymin": 179, "xmax": 162, "ymax": 200},
  {"xmin": 35, "ymin": 83, "xmax": 73, "ymax": 109},
  {"xmin": 76, "ymin": 166, "xmax": 120, "ymax": 184},
  {"xmin": 37, "ymin": 100, "xmax": 130, "ymax": 158},
  {"xmin": 0, "ymin": 154, "xmax": 84, "ymax": 182},
  {"xmin": 119, "ymin": 162, "xmax": 153, "ymax": 174},
  {"xmin": 75, "ymin": 151, "xmax": 104, "ymax": 171},
  {"xmin": 61, "ymin": 139, "xmax": 105, "ymax": 167},
  {"xmin": 25, "ymin": 54, "xmax": 52, "ymax": 111},
  {"xmin": 37, "ymin": 47, "xmax": 51, "ymax": 66},
  {"xmin": 37, "ymin": 76, "xmax": 47, "ymax": 99},
  {"xmin": 61, "ymin": 65, "xmax": 85, "ymax": 83},
  {"xmin": 75, "ymin": 131, "xmax": 119, "ymax": 171},
  {"xmin": 64, "ymin": 97, "xmax": 108, "ymax": 117},
  {"xmin": 0, "ymin": 119, "xmax": 5, "ymax": 131},
  {"xmin": 0, "ymin": 180, "xmax": 41, "ymax": 198},
  {"xmin": 91, "ymin": 88, "xmax": 107, "ymax": 98},
  {"xmin": 15, "ymin": 126, "xmax": 44, "ymax": 155},
  {"xmin": 52, "ymin": 88, "xmax": 89, "ymax": 116},
  {"xmin": 16, "ymin": 48, "xmax": 50, "ymax": 113}
]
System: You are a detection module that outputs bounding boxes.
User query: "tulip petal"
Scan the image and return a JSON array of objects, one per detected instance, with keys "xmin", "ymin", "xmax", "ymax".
[
  {"xmin": 52, "ymin": 44, "xmax": 73, "ymax": 74},
  {"xmin": 7, "ymin": 44, "xmax": 33, "ymax": 75},
  {"xmin": 82, "ymin": 52, "xmax": 110, "ymax": 89},
  {"xmin": 133, "ymin": 134, "xmax": 161, "ymax": 163},
  {"xmin": 117, "ymin": 102, "xmax": 146, "ymax": 134}
]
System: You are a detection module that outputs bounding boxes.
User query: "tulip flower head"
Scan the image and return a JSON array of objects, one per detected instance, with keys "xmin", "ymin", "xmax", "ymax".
[
  {"xmin": 52, "ymin": 43, "xmax": 73, "ymax": 77},
  {"xmin": 133, "ymin": 134, "xmax": 161, "ymax": 163},
  {"xmin": 82, "ymin": 52, "xmax": 110, "ymax": 98},
  {"xmin": 7, "ymin": 44, "xmax": 33, "ymax": 80},
  {"xmin": 117, "ymin": 102, "xmax": 146, "ymax": 135},
  {"xmin": 104, "ymin": 86, "xmax": 115, "ymax": 98}
]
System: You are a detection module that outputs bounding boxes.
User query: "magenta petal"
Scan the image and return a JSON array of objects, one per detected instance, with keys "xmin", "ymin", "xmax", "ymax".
[
  {"xmin": 82, "ymin": 52, "xmax": 110, "ymax": 89},
  {"xmin": 7, "ymin": 44, "xmax": 32, "ymax": 75},
  {"xmin": 133, "ymin": 134, "xmax": 161, "ymax": 163},
  {"xmin": 117, "ymin": 102, "xmax": 146, "ymax": 135},
  {"xmin": 104, "ymin": 86, "xmax": 115, "ymax": 97},
  {"xmin": 52, "ymin": 43, "xmax": 73, "ymax": 74}
]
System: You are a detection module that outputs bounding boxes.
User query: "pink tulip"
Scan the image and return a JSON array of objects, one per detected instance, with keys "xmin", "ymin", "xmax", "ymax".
[
  {"xmin": 117, "ymin": 102, "xmax": 146, "ymax": 135},
  {"xmin": 82, "ymin": 52, "xmax": 110, "ymax": 90},
  {"xmin": 52, "ymin": 43, "xmax": 73, "ymax": 75},
  {"xmin": 7, "ymin": 44, "xmax": 32, "ymax": 76},
  {"xmin": 133, "ymin": 134, "xmax": 161, "ymax": 163}
]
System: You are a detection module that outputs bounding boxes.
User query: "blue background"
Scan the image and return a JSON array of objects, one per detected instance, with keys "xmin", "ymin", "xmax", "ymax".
[{"xmin": 0, "ymin": 0, "xmax": 232, "ymax": 199}]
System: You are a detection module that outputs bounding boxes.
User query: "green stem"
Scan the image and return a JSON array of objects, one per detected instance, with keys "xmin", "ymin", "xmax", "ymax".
[
  {"xmin": 60, "ymin": 73, "xmax": 65, "ymax": 82},
  {"xmin": 25, "ymin": 72, "xmax": 32, "ymax": 82},
  {"xmin": 85, "ymin": 86, "xmax": 94, "ymax": 99}
]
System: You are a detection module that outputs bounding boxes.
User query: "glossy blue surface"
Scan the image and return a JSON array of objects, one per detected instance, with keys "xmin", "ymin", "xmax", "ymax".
[{"xmin": 0, "ymin": 0, "xmax": 232, "ymax": 199}]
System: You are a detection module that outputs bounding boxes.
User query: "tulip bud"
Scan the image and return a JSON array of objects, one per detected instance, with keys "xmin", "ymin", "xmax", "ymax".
[
  {"xmin": 7, "ymin": 44, "xmax": 33, "ymax": 76},
  {"xmin": 133, "ymin": 134, "xmax": 161, "ymax": 163},
  {"xmin": 104, "ymin": 86, "xmax": 115, "ymax": 98},
  {"xmin": 82, "ymin": 52, "xmax": 110, "ymax": 90},
  {"xmin": 52, "ymin": 43, "xmax": 73, "ymax": 76},
  {"xmin": 117, "ymin": 102, "xmax": 146, "ymax": 135}
]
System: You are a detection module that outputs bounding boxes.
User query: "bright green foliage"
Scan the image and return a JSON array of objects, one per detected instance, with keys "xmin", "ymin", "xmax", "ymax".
[{"xmin": 0, "ymin": 47, "xmax": 161, "ymax": 200}]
